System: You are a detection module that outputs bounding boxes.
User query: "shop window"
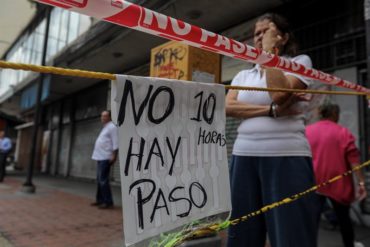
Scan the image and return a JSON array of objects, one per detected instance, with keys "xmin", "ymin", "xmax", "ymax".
[
  {"xmin": 46, "ymin": 7, "xmax": 92, "ymax": 61},
  {"xmin": 0, "ymin": 19, "xmax": 45, "ymax": 96}
]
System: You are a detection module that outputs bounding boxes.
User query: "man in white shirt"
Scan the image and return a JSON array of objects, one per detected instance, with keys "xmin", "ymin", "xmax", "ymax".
[
  {"xmin": 91, "ymin": 110, "xmax": 118, "ymax": 209},
  {"xmin": 0, "ymin": 130, "xmax": 12, "ymax": 182}
]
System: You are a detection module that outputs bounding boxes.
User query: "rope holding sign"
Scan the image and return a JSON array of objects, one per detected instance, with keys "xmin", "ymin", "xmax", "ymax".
[{"xmin": 0, "ymin": 60, "xmax": 367, "ymax": 97}]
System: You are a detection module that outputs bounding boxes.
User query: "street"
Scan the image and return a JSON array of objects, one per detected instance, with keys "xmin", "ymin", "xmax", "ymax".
[{"xmin": 0, "ymin": 173, "xmax": 369, "ymax": 247}]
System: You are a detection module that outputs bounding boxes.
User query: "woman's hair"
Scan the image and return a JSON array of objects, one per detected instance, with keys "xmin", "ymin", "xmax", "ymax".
[
  {"xmin": 318, "ymin": 103, "xmax": 340, "ymax": 119},
  {"xmin": 257, "ymin": 13, "xmax": 298, "ymax": 56}
]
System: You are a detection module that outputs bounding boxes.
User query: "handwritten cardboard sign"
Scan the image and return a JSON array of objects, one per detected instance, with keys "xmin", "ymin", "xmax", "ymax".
[{"xmin": 111, "ymin": 75, "xmax": 231, "ymax": 246}]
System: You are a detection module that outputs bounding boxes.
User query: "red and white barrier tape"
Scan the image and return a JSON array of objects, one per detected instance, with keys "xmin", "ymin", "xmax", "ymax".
[{"xmin": 35, "ymin": 0, "xmax": 370, "ymax": 94}]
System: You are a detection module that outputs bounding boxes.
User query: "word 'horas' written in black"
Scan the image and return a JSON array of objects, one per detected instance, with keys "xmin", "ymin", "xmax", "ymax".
[{"xmin": 198, "ymin": 127, "xmax": 226, "ymax": 147}]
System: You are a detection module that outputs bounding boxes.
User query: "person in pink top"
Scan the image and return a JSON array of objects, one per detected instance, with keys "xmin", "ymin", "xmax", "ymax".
[{"xmin": 306, "ymin": 103, "xmax": 367, "ymax": 247}]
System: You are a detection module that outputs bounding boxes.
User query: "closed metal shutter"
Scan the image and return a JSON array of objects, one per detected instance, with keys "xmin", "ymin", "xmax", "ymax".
[
  {"xmin": 69, "ymin": 118, "xmax": 101, "ymax": 179},
  {"xmin": 57, "ymin": 125, "xmax": 71, "ymax": 176}
]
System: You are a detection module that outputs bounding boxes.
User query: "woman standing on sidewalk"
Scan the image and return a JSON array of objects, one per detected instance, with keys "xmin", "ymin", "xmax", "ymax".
[{"xmin": 226, "ymin": 13, "xmax": 319, "ymax": 247}]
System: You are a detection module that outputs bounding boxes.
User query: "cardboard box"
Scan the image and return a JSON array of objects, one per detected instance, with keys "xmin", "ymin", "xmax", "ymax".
[{"xmin": 150, "ymin": 41, "xmax": 220, "ymax": 83}]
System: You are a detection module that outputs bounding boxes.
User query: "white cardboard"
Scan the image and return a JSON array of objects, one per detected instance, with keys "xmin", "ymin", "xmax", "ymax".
[{"xmin": 111, "ymin": 75, "xmax": 231, "ymax": 246}]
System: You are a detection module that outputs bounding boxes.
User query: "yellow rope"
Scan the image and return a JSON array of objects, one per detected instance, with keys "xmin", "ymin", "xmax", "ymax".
[
  {"xmin": 0, "ymin": 60, "xmax": 367, "ymax": 96},
  {"xmin": 227, "ymin": 85, "xmax": 367, "ymax": 96},
  {"xmin": 224, "ymin": 160, "xmax": 370, "ymax": 227},
  {"xmin": 0, "ymin": 60, "xmax": 116, "ymax": 80},
  {"xmin": 166, "ymin": 159, "xmax": 370, "ymax": 247}
]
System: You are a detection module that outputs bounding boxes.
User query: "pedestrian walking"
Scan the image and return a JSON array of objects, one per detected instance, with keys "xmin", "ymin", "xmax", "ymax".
[
  {"xmin": 306, "ymin": 103, "xmax": 367, "ymax": 247},
  {"xmin": 0, "ymin": 130, "xmax": 12, "ymax": 182},
  {"xmin": 226, "ymin": 13, "xmax": 319, "ymax": 247}
]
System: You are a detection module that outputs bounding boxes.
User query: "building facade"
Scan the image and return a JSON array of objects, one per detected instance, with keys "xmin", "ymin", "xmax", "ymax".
[{"xmin": 0, "ymin": 0, "xmax": 369, "ymax": 213}]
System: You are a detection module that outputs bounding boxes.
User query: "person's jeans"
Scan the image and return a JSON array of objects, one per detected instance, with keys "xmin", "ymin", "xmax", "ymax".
[
  {"xmin": 96, "ymin": 160, "xmax": 113, "ymax": 205},
  {"xmin": 227, "ymin": 156, "xmax": 319, "ymax": 247},
  {"xmin": 317, "ymin": 195, "xmax": 354, "ymax": 247},
  {"xmin": 0, "ymin": 153, "xmax": 8, "ymax": 182}
]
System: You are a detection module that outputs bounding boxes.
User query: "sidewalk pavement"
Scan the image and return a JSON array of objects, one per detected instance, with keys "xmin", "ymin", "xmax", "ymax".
[
  {"xmin": 0, "ymin": 173, "xmax": 123, "ymax": 247},
  {"xmin": 0, "ymin": 172, "xmax": 370, "ymax": 247}
]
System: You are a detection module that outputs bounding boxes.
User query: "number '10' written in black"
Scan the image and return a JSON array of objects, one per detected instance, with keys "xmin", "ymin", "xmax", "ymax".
[{"xmin": 117, "ymin": 80, "xmax": 217, "ymax": 126}]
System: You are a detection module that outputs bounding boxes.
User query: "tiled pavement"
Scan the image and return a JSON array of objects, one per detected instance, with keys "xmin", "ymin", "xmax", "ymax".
[
  {"xmin": 0, "ymin": 177, "xmax": 123, "ymax": 247},
  {"xmin": 0, "ymin": 173, "xmax": 370, "ymax": 247}
]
